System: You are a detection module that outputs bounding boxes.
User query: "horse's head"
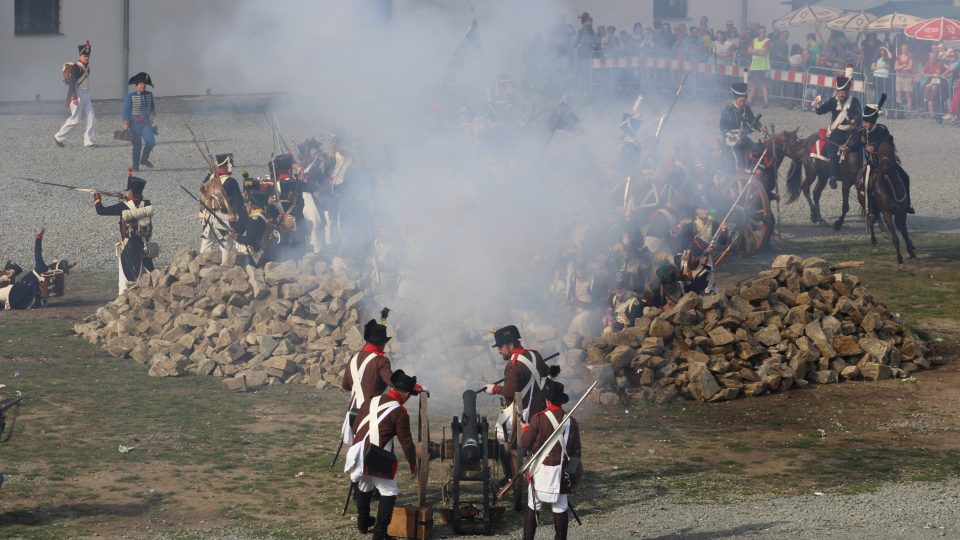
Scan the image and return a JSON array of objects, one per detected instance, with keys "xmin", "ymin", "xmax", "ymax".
[
  {"xmin": 774, "ymin": 128, "xmax": 805, "ymax": 159},
  {"xmin": 876, "ymin": 142, "xmax": 896, "ymax": 172}
]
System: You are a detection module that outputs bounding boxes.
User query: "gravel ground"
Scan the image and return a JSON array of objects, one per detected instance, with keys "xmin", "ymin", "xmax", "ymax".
[{"xmin": 1, "ymin": 95, "xmax": 958, "ymax": 273}]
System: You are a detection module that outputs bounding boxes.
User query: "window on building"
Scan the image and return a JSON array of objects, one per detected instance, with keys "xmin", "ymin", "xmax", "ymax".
[
  {"xmin": 15, "ymin": 0, "xmax": 60, "ymax": 35},
  {"xmin": 654, "ymin": 0, "xmax": 688, "ymax": 20}
]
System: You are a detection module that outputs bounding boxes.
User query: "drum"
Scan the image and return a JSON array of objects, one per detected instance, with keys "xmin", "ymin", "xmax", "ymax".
[{"xmin": 40, "ymin": 269, "xmax": 65, "ymax": 298}]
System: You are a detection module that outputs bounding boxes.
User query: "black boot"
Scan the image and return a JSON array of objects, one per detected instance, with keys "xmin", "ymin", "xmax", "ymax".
[
  {"xmin": 371, "ymin": 495, "xmax": 397, "ymax": 540},
  {"xmin": 522, "ymin": 508, "xmax": 538, "ymax": 540},
  {"xmin": 356, "ymin": 486, "xmax": 374, "ymax": 534},
  {"xmin": 553, "ymin": 510, "xmax": 569, "ymax": 540},
  {"xmin": 141, "ymin": 144, "xmax": 154, "ymax": 168},
  {"xmin": 498, "ymin": 444, "xmax": 514, "ymax": 486},
  {"xmin": 132, "ymin": 139, "xmax": 142, "ymax": 172}
]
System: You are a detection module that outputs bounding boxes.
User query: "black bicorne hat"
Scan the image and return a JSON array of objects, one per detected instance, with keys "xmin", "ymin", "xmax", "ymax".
[
  {"xmin": 128, "ymin": 72, "xmax": 153, "ymax": 86},
  {"xmin": 835, "ymin": 76, "xmax": 851, "ymax": 90},
  {"xmin": 492, "ymin": 325, "xmax": 522, "ymax": 348},
  {"xmin": 390, "ymin": 369, "xmax": 420, "ymax": 395},
  {"xmin": 542, "ymin": 378, "xmax": 570, "ymax": 405},
  {"xmin": 863, "ymin": 103, "xmax": 880, "ymax": 121},
  {"xmin": 78, "ymin": 40, "xmax": 91, "ymax": 56},
  {"xmin": 3, "ymin": 261, "xmax": 23, "ymax": 278},
  {"xmin": 247, "ymin": 190, "xmax": 271, "ymax": 207},
  {"xmin": 363, "ymin": 319, "xmax": 391, "ymax": 346},
  {"xmin": 579, "ymin": 11, "xmax": 591, "ymax": 23},
  {"xmin": 127, "ymin": 176, "xmax": 147, "ymax": 194},
  {"xmin": 730, "ymin": 82, "xmax": 748, "ymax": 97}
]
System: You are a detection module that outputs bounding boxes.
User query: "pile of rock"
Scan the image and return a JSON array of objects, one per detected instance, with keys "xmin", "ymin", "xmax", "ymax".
[
  {"xmin": 572, "ymin": 255, "xmax": 930, "ymax": 404},
  {"xmin": 74, "ymin": 247, "xmax": 366, "ymax": 391}
]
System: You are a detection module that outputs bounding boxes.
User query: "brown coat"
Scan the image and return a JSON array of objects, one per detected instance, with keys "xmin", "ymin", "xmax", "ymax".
[
  {"xmin": 521, "ymin": 408, "xmax": 581, "ymax": 493},
  {"xmin": 497, "ymin": 349, "xmax": 549, "ymax": 415},
  {"xmin": 340, "ymin": 349, "xmax": 393, "ymax": 408},
  {"xmin": 352, "ymin": 392, "xmax": 417, "ymax": 477}
]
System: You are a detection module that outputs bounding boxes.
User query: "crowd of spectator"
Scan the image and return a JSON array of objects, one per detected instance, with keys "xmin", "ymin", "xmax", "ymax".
[{"xmin": 523, "ymin": 11, "xmax": 960, "ymax": 121}]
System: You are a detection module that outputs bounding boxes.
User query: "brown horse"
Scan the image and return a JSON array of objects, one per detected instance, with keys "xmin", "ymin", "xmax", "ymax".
[
  {"xmin": 785, "ymin": 132, "xmax": 863, "ymax": 229},
  {"xmin": 744, "ymin": 128, "xmax": 805, "ymax": 198},
  {"xmin": 863, "ymin": 142, "xmax": 916, "ymax": 265}
]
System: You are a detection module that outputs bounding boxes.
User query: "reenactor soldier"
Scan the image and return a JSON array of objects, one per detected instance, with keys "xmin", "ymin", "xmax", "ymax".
[
  {"xmin": 720, "ymin": 82, "xmax": 765, "ymax": 169},
  {"xmin": 0, "ymin": 229, "xmax": 76, "ymax": 310},
  {"xmin": 200, "ymin": 153, "xmax": 247, "ymax": 260},
  {"xmin": 483, "ymin": 325, "xmax": 551, "ymax": 483},
  {"xmin": 344, "ymin": 369, "xmax": 421, "ymax": 540},
  {"xmin": 814, "ymin": 71, "xmax": 862, "ymax": 188},
  {"xmin": 54, "ymin": 40, "xmax": 96, "ymax": 148},
  {"xmin": 519, "ymin": 378, "xmax": 582, "ymax": 540},
  {"xmin": 603, "ymin": 271, "xmax": 642, "ymax": 334},
  {"xmin": 123, "ymin": 72, "xmax": 157, "ymax": 171},
  {"xmin": 95, "ymin": 175, "xmax": 156, "ymax": 295},
  {"xmin": 855, "ymin": 103, "xmax": 913, "ymax": 213},
  {"xmin": 340, "ymin": 315, "xmax": 396, "ymax": 456},
  {"xmin": 232, "ymin": 189, "xmax": 279, "ymax": 296}
]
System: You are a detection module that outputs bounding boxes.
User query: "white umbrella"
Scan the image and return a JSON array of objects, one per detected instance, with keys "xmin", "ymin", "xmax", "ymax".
[
  {"xmin": 773, "ymin": 5, "xmax": 846, "ymax": 29},
  {"xmin": 865, "ymin": 12, "xmax": 922, "ymax": 31},
  {"xmin": 827, "ymin": 11, "xmax": 878, "ymax": 32}
]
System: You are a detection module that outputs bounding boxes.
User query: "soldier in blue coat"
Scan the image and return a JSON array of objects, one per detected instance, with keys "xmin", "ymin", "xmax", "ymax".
[{"xmin": 123, "ymin": 72, "xmax": 157, "ymax": 171}]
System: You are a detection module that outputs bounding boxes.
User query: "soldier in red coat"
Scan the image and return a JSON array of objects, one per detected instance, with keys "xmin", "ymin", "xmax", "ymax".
[
  {"xmin": 520, "ymin": 379, "xmax": 582, "ymax": 540},
  {"xmin": 344, "ymin": 369, "xmax": 420, "ymax": 540}
]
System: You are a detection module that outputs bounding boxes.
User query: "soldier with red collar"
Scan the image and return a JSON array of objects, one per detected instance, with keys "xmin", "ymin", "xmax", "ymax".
[
  {"xmin": 340, "ymin": 313, "xmax": 397, "ymax": 450},
  {"xmin": 344, "ymin": 369, "xmax": 420, "ymax": 540},
  {"xmin": 483, "ymin": 325, "xmax": 550, "ymax": 483},
  {"xmin": 519, "ymin": 379, "xmax": 582, "ymax": 540}
]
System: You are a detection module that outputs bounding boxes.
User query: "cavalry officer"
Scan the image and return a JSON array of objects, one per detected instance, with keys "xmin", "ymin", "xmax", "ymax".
[
  {"xmin": 856, "ymin": 103, "xmax": 913, "ymax": 213},
  {"xmin": 344, "ymin": 369, "xmax": 421, "ymax": 540},
  {"xmin": 123, "ymin": 72, "xmax": 157, "ymax": 171},
  {"xmin": 483, "ymin": 325, "xmax": 550, "ymax": 484},
  {"xmin": 814, "ymin": 72, "xmax": 862, "ymax": 188},
  {"xmin": 720, "ymin": 82, "xmax": 765, "ymax": 169},
  {"xmin": 519, "ymin": 378, "xmax": 582, "ymax": 540}
]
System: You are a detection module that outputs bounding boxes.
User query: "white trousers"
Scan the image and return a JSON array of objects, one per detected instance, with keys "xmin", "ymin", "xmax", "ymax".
[
  {"xmin": 0, "ymin": 284, "xmax": 10, "ymax": 304},
  {"xmin": 301, "ymin": 194, "xmax": 323, "ymax": 253},
  {"xmin": 117, "ymin": 255, "xmax": 130, "ymax": 296},
  {"xmin": 54, "ymin": 91, "xmax": 96, "ymax": 146},
  {"xmin": 199, "ymin": 232, "xmax": 236, "ymax": 263},
  {"xmin": 357, "ymin": 474, "xmax": 399, "ymax": 497}
]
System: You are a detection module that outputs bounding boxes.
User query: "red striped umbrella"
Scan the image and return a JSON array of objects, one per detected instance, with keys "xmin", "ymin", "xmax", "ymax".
[{"xmin": 904, "ymin": 17, "xmax": 960, "ymax": 41}]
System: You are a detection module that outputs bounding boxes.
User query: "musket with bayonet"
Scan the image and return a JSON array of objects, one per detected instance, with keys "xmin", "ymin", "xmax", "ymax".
[
  {"xmin": 185, "ymin": 123, "xmax": 217, "ymax": 172},
  {"xmin": 0, "ymin": 392, "xmax": 24, "ymax": 443},
  {"xmin": 12, "ymin": 177, "xmax": 127, "ymax": 199},
  {"xmin": 496, "ymin": 378, "xmax": 599, "ymax": 500}
]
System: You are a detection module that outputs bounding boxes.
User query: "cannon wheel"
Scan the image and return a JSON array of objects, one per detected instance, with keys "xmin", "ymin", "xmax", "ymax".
[
  {"xmin": 416, "ymin": 393, "xmax": 430, "ymax": 507},
  {"xmin": 716, "ymin": 176, "xmax": 772, "ymax": 264}
]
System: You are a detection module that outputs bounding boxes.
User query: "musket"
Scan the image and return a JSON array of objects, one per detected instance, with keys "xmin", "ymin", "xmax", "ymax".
[
  {"xmin": 473, "ymin": 352, "xmax": 560, "ymax": 393},
  {"xmin": 184, "ymin": 123, "xmax": 217, "ymax": 172},
  {"xmin": 179, "ymin": 185, "xmax": 235, "ymax": 236},
  {"xmin": 0, "ymin": 393, "xmax": 23, "ymax": 443},
  {"xmin": 654, "ymin": 71, "xmax": 689, "ymax": 141},
  {"xmin": 708, "ymin": 148, "xmax": 768, "ymax": 252},
  {"xmin": 12, "ymin": 177, "xmax": 126, "ymax": 199},
  {"xmin": 496, "ymin": 378, "xmax": 599, "ymax": 500},
  {"xmin": 330, "ymin": 439, "xmax": 345, "ymax": 469}
]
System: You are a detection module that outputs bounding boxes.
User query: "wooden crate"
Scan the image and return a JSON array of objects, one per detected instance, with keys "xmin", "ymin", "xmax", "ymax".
[{"xmin": 387, "ymin": 505, "xmax": 433, "ymax": 539}]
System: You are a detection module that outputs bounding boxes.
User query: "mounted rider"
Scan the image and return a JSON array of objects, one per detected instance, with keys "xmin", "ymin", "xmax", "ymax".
[
  {"xmin": 854, "ymin": 103, "xmax": 913, "ymax": 214},
  {"xmin": 814, "ymin": 69, "xmax": 862, "ymax": 188},
  {"xmin": 720, "ymin": 82, "xmax": 766, "ymax": 170}
]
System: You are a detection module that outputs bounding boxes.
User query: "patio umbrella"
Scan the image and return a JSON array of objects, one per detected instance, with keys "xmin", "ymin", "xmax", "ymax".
[
  {"xmin": 773, "ymin": 5, "xmax": 846, "ymax": 29},
  {"xmin": 905, "ymin": 17, "xmax": 960, "ymax": 42},
  {"xmin": 866, "ymin": 12, "xmax": 922, "ymax": 31},
  {"xmin": 827, "ymin": 11, "xmax": 877, "ymax": 32}
]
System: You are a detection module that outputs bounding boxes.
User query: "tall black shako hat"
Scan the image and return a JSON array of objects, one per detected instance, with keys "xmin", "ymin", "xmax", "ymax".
[
  {"xmin": 128, "ymin": 72, "xmax": 153, "ymax": 86},
  {"xmin": 542, "ymin": 378, "xmax": 570, "ymax": 405},
  {"xmin": 127, "ymin": 176, "xmax": 146, "ymax": 195},
  {"xmin": 78, "ymin": 40, "xmax": 91, "ymax": 57},
  {"xmin": 863, "ymin": 103, "xmax": 880, "ymax": 122},
  {"xmin": 390, "ymin": 369, "xmax": 420, "ymax": 395},
  {"xmin": 492, "ymin": 324, "xmax": 521, "ymax": 348},
  {"xmin": 363, "ymin": 319, "xmax": 391, "ymax": 346},
  {"xmin": 215, "ymin": 153, "xmax": 234, "ymax": 170},
  {"xmin": 730, "ymin": 82, "xmax": 748, "ymax": 97},
  {"xmin": 835, "ymin": 76, "xmax": 852, "ymax": 91}
]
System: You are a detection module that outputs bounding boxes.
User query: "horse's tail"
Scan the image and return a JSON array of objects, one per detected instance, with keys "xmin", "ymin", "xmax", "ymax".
[{"xmin": 785, "ymin": 159, "xmax": 803, "ymax": 203}]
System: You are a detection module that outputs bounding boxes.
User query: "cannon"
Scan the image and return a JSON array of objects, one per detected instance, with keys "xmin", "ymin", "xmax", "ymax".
[{"xmin": 415, "ymin": 388, "xmax": 515, "ymax": 536}]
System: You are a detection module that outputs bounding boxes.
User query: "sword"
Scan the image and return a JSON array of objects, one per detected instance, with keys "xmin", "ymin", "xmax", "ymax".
[
  {"xmin": 496, "ymin": 378, "xmax": 599, "ymax": 500},
  {"xmin": 330, "ymin": 439, "xmax": 344, "ymax": 469},
  {"xmin": 12, "ymin": 177, "xmax": 126, "ymax": 199},
  {"xmin": 568, "ymin": 498, "xmax": 583, "ymax": 526},
  {"xmin": 341, "ymin": 481, "xmax": 355, "ymax": 516}
]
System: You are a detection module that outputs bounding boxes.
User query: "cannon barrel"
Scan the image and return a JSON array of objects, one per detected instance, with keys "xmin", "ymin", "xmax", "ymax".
[{"xmin": 460, "ymin": 390, "xmax": 482, "ymax": 465}]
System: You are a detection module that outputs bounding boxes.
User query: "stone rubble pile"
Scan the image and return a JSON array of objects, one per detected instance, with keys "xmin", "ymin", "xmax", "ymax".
[
  {"xmin": 74, "ymin": 247, "xmax": 367, "ymax": 392},
  {"xmin": 569, "ymin": 255, "xmax": 931, "ymax": 404}
]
